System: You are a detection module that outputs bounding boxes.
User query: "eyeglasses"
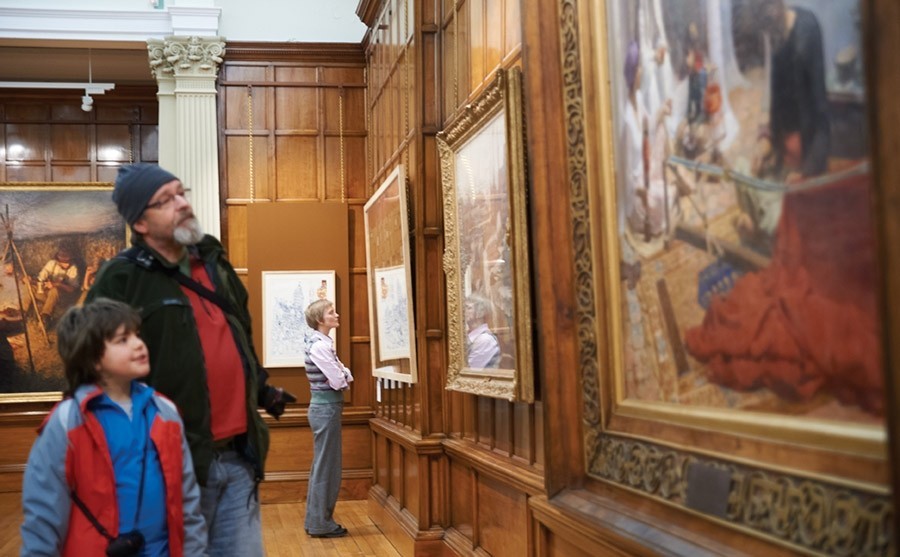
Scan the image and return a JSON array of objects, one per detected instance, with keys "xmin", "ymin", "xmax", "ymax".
[{"xmin": 145, "ymin": 190, "xmax": 186, "ymax": 211}]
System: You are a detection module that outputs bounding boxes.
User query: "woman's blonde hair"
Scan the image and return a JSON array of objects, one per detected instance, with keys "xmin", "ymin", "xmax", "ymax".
[{"xmin": 305, "ymin": 299, "xmax": 334, "ymax": 329}]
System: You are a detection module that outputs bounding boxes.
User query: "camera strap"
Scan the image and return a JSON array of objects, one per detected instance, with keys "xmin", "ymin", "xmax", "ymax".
[
  {"xmin": 69, "ymin": 491, "xmax": 115, "ymax": 543},
  {"xmin": 70, "ymin": 402, "xmax": 150, "ymax": 540},
  {"xmin": 117, "ymin": 245, "xmax": 238, "ymax": 318}
]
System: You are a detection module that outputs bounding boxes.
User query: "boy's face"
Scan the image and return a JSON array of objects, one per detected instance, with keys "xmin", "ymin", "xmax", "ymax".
[
  {"xmin": 96, "ymin": 325, "xmax": 150, "ymax": 384},
  {"xmin": 318, "ymin": 305, "xmax": 340, "ymax": 330}
]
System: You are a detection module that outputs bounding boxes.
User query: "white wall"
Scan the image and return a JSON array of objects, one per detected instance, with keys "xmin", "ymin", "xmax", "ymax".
[
  {"xmin": 0, "ymin": 0, "xmax": 366, "ymax": 43},
  {"xmin": 215, "ymin": 0, "xmax": 365, "ymax": 43}
]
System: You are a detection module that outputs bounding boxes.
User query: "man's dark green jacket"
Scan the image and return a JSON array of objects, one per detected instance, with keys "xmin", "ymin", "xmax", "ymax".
[{"xmin": 86, "ymin": 234, "xmax": 270, "ymax": 486}]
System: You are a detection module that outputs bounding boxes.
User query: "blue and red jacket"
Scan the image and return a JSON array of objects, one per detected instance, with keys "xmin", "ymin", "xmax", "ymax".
[{"xmin": 20, "ymin": 383, "xmax": 208, "ymax": 557}]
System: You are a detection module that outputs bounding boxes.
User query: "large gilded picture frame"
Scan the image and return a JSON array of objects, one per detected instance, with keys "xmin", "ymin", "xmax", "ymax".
[
  {"xmin": 563, "ymin": 0, "xmax": 892, "ymax": 554},
  {"xmin": 0, "ymin": 183, "xmax": 126, "ymax": 401},
  {"xmin": 437, "ymin": 67, "xmax": 534, "ymax": 402},
  {"xmin": 364, "ymin": 165, "xmax": 418, "ymax": 383}
]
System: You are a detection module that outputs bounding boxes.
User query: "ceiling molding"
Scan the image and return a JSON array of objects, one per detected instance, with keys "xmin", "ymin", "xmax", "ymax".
[
  {"xmin": 355, "ymin": 0, "xmax": 384, "ymax": 28},
  {"xmin": 224, "ymin": 41, "xmax": 365, "ymax": 65},
  {"xmin": 0, "ymin": 6, "xmax": 221, "ymax": 43}
]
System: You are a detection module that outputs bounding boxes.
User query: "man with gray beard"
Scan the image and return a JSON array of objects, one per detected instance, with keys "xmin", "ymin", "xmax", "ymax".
[{"xmin": 87, "ymin": 163, "xmax": 295, "ymax": 556}]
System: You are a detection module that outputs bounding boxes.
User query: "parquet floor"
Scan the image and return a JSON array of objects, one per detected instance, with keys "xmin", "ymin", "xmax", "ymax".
[{"xmin": 0, "ymin": 492, "xmax": 400, "ymax": 556}]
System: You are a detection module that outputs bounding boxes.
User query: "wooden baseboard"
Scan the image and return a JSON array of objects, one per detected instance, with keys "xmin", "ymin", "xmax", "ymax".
[
  {"xmin": 0, "ymin": 466, "xmax": 24, "ymax": 494},
  {"xmin": 368, "ymin": 486, "xmax": 451, "ymax": 557},
  {"xmin": 260, "ymin": 469, "xmax": 372, "ymax": 503}
]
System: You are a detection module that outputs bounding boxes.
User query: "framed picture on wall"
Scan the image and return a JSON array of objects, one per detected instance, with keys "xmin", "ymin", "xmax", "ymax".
[
  {"xmin": 436, "ymin": 67, "xmax": 534, "ymax": 402},
  {"xmin": 261, "ymin": 270, "xmax": 336, "ymax": 368},
  {"xmin": 363, "ymin": 165, "xmax": 418, "ymax": 383},
  {"xmin": 568, "ymin": 0, "xmax": 890, "ymax": 553},
  {"xmin": 0, "ymin": 183, "xmax": 126, "ymax": 401}
]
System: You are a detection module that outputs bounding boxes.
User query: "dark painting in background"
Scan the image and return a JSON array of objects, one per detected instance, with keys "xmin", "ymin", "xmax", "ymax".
[{"xmin": 0, "ymin": 185, "xmax": 125, "ymax": 396}]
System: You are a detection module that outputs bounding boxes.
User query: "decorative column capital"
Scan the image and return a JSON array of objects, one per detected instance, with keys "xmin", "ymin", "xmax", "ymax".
[{"xmin": 148, "ymin": 36, "xmax": 225, "ymax": 80}]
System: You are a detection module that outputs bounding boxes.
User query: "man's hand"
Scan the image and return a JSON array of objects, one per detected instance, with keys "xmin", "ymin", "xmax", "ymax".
[{"xmin": 260, "ymin": 386, "xmax": 297, "ymax": 420}]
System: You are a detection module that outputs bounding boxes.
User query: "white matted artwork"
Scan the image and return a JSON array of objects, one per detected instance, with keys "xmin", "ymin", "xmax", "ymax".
[
  {"xmin": 261, "ymin": 270, "xmax": 336, "ymax": 368},
  {"xmin": 373, "ymin": 265, "xmax": 412, "ymax": 360}
]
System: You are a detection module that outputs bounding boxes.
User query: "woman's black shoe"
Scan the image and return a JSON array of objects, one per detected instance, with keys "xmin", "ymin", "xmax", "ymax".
[{"xmin": 308, "ymin": 525, "xmax": 348, "ymax": 538}]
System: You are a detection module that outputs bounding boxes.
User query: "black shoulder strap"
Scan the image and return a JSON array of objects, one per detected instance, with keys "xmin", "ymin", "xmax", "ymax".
[
  {"xmin": 168, "ymin": 270, "xmax": 238, "ymax": 317},
  {"xmin": 116, "ymin": 245, "xmax": 238, "ymax": 317},
  {"xmin": 70, "ymin": 490, "xmax": 114, "ymax": 542}
]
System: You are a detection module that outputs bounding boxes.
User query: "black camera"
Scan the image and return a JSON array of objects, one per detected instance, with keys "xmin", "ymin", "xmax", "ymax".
[{"xmin": 106, "ymin": 530, "xmax": 145, "ymax": 557}]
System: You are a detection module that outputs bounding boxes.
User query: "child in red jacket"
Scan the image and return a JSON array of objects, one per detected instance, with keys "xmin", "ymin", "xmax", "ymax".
[{"xmin": 20, "ymin": 298, "xmax": 208, "ymax": 556}]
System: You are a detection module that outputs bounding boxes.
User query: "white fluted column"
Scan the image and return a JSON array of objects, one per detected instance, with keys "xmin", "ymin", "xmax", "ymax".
[
  {"xmin": 148, "ymin": 36, "xmax": 225, "ymax": 239},
  {"xmin": 156, "ymin": 76, "xmax": 177, "ymax": 170}
]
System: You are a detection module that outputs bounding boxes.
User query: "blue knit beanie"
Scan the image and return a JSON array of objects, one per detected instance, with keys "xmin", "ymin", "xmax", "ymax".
[{"xmin": 112, "ymin": 163, "xmax": 179, "ymax": 225}]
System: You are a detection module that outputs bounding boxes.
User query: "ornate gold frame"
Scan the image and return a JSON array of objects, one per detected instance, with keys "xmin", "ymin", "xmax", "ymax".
[
  {"xmin": 437, "ymin": 67, "xmax": 534, "ymax": 402},
  {"xmin": 364, "ymin": 165, "xmax": 419, "ymax": 383},
  {"xmin": 560, "ymin": 0, "xmax": 893, "ymax": 554}
]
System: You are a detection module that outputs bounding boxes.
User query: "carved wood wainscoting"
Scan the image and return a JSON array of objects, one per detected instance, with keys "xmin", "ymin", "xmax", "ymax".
[{"xmin": 368, "ymin": 418, "xmax": 448, "ymax": 557}]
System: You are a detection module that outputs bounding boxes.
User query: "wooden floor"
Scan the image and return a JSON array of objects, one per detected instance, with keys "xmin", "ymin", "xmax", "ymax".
[{"xmin": 0, "ymin": 492, "xmax": 400, "ymax": 556}]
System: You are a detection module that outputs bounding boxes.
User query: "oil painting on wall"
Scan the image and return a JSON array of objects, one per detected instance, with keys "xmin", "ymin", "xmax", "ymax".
[
  {"xmin": 261, "ymin": 270, "xmax": 336, "ymax": 368},
  {"xmin": 364, "ymin": 165, "xmax": 418, "ymax": 383},
  {"xmin": 603, "ymin": 0, "xmax": 880, "ymax": 427},
  {"xmin": 437, "ymin": 68, "xmax": 534, "ymax": 402},
  {"xmin": 0, "ymin": 185, "xmax": 125, "ymax": 396}
]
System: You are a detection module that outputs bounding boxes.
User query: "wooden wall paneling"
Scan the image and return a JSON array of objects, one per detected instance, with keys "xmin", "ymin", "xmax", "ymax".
[
  {"xmin": 440, "ymin": 2, "xmax": 456, "ymax": 119},
  {"xmin": 376, "ymin": 431, "xmax": 391, "ymax": 489},
  {"xmin": 220, "ymin": 44, "xmax": 369, "ymax": 504},
  {"xmin": 274, "ymin": 136, "xmax": 318, "ymax": 199},
  {"xmin": 494, "ymin": 400, "xmax": 511, "ymax": 455},
  {"xmin": 504, "ymin": 0, "xmax": 521, "ymax": 56},
  {"xmin": 448, "ymin": 458, "xmax": 474, "ymax": 537},
  {"xmin": 225, "ymin": 203, "xmax": 249, "ymax": 270},
  {"xmin": 351, "ymin": 340, "xmax": 373, "ymax": 407},
  {"xmin": 477, "ymin": 475, "xmax": 528, "ymax": 557},
  {"xmin": 274, "ymin": 85, "xmax": 318, "ymax": 131},
  {"xmin": 866, "ymin": 0, "xmax": 900, "ymax": 538},
  {"xmin": 476, "ymin": 397, "xmax": 492, "ymax": 446},
  {"xmin": 519, "ymin": 0, "xmax": 582, "ymax": 497},
  {"xmin": 512, "ymin": 401, "xmax": 533, "ymax": 464},
  {"xmin": 415, "ymin": 0, "xmax": 443, "ymax": 440},
  {"xmin": 468, "ymin": 0, "xmax": 484, "ymax": 90},
  {"xmin": 316, "ymin": 68, "xmax": 327, "ymax": 200},
  {"xmin": 485, "ymin": 0, "xmax": 503, "ymax": 73},
  {"xmin": 391, "ymin": 440, "xmax": 404, "ymax": 503},
  {"xmin": 96, "ymin": 124, "xmax": 131, "ymax": 162},
  {"xmin": 50, "ymin": 123, "xmax": 89, "ymax": 160},
  {"xmin": 403, "ymin": 447, "xmax": 420, "ymax": 512}
]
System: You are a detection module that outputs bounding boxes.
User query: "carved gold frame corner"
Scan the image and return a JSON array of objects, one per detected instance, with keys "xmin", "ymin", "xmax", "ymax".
[{"xmin": 437, "ymin": 67, "xmax": 534, "ymax": 402}]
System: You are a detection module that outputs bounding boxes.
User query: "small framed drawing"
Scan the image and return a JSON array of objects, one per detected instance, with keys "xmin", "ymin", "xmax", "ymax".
[
  {"xmin": 363, "ymin": 165, "xmax": 418, "ymax": 383},
  {"xmin": 261, "ymin": 270, "xmax": 336, "ymax": 368},
  {"xmin": 436, "ymin": 67, "xmax": 534, "ymax": 402}
]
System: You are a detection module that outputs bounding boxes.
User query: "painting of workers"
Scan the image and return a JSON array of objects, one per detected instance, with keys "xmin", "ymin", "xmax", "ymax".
[
  {"xmin": 605, "ymin": 0, "xmax": 880, "ymax": 423},
  {"xmin": 0, "ymin": 186, "xmax": 125, "ymax": 394}
]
